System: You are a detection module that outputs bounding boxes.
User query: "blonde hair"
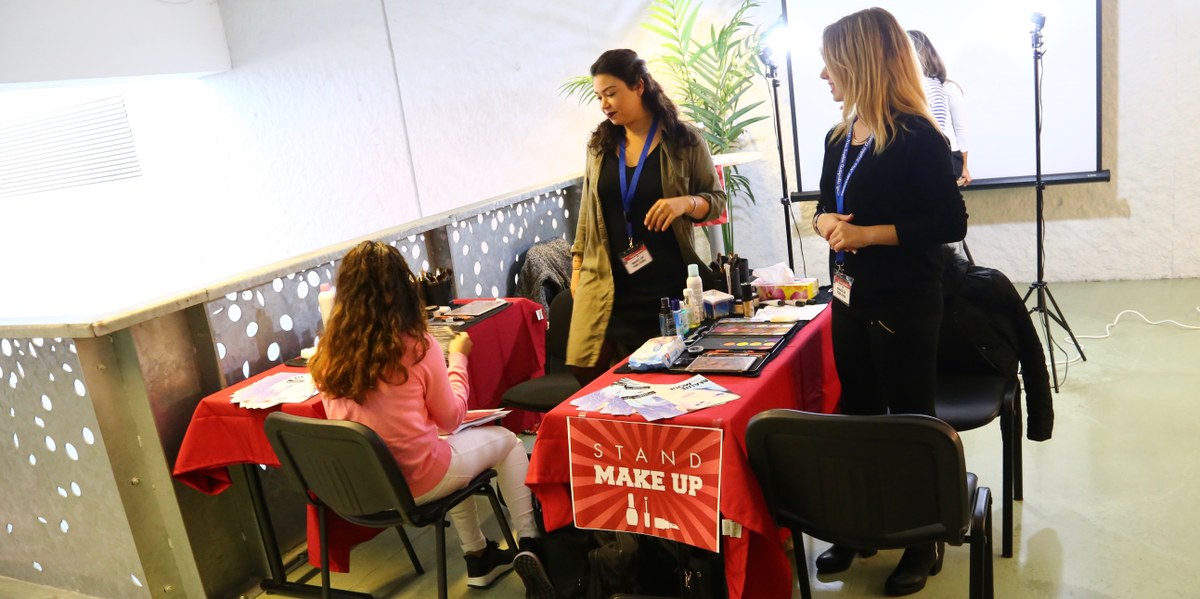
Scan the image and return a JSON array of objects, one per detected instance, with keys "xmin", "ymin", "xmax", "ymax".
[{"xmin": 822, "ymin": 7, "xmax": 937, "ymax": 153}]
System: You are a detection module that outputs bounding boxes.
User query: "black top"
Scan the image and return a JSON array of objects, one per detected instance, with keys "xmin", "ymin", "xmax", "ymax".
[
  {"xmin": 818, "ymin": 114, "xmax": 968, "ymax": 315},
  {"xmin": 598, "ymin": 144, "xmax": 687, "ymax": 307}
]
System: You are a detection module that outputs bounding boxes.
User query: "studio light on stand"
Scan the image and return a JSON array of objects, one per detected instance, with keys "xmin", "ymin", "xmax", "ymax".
[
  {"xmin": 1021, "ymin": 11, "xmax": 1085, "ymax": 391},
  {"xmin": 759, "ymin": 21, "xmax": 805, "ymax": 276}
]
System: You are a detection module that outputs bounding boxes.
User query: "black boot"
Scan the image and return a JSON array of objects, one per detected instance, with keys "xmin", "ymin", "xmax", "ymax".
[
  {"xmin": 884, "ymin": 542, "xmax": 944, "ymax": 596},
  {"xmin": 815, "ymin": 545, "xmax": 878, "ymax": 574}
]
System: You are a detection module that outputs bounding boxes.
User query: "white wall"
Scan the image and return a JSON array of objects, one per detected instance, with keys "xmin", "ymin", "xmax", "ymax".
[
  {"xmin": 2, "ymin": 0, "xmax": 1197, "ymax": 322},
  {"xmin": 736, "ymin": 0, "xmax": 1200, "ymax": 289},
  {"xmin": 0, "ymin": 0, "xmax": 228, "ymax": 85},
  {"xmin": 0, "ymin": 0, "xmax": 654, "ymax": 320}
]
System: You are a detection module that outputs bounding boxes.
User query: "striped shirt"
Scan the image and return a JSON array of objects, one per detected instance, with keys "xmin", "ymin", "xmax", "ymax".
[{"xmin": 922, "ymin": 77, "xmax": 952, "ymax": 145}]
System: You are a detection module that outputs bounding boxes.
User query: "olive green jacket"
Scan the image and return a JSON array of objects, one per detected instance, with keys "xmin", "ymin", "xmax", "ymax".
[{"xmin": 567, "ymin": 124, "xmax": 727, "ymax": 367}]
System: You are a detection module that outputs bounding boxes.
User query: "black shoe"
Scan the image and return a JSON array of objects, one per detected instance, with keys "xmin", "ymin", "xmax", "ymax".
[
  {"xmin": 815, "ymin": 545, "xmax": 878, "ymax": 574},
  {"xmin": 464, "ymin": 540, "xmax": 515, "ymax": 588},
  {"xmin": 514, "ymin": 537, "xmax": 554, "ymax": 599},
  {"xmin": 884, "ymin": 542, "xmax": 944, "ymax": 596}
]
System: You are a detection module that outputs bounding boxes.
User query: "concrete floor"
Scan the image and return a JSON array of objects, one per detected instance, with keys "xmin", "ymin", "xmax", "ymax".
[{"xmin": 5, "ymin": 278, "xmax": 1198, "ymax": 598}]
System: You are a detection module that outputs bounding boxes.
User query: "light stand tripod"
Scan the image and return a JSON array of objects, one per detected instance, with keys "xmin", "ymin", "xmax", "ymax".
[
  {"xmin": 760, "ymin": 47, "xmax": 804, "ymax": 275},
  {"xmin": 1021, "ymin": 13, "xmax": 1085, "ymax": 392}
]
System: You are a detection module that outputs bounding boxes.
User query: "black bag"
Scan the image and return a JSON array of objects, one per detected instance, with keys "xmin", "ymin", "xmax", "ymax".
[
  {"xmin": 532, "ymin": 492, "xmax": 726, "ymax": 599},
  {"xmin": 681, "ymin": 546, "xmax": 726, "ymax": 599},
  {"xmin": 632, "ymin": 536, "xmax": 728, "ymax": 599},
  {"xmin": 539, "ymin": 524, "xmax": 598, "ymax": 599},
  {"xmin": 586, "ymin": 532, "xmax": 640, "ymax": 599}
]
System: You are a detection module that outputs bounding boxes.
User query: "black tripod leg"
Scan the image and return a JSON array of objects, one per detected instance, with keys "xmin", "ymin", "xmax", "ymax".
[
  {"xmin": 1043, "ymin": 286, "xmax": 1086, "ymax": 361},
  {"xmin": 1027, "ymin": 284, "xmax": 1061, "ymax": 393},
  {"xmin": 1039, "ymin": 305, "xmax": 1060, "ymax": 393}
]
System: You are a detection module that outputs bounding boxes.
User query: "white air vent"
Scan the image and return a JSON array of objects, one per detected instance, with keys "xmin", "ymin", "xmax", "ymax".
[{"xmin": 0, "ymin": 97, "xmax": 141, "ymax": 199}]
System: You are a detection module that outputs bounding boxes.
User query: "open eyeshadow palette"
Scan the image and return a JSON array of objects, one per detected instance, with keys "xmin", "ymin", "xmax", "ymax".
[{"xmin": 669, "ymin": 318, "xmax": 804, "ymax": 376}]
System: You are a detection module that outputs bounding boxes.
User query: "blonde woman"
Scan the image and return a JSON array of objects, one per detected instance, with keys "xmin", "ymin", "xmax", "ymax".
[{"xmin": 812, "ymin": 8, "xmax": 968, "ymax": 596}]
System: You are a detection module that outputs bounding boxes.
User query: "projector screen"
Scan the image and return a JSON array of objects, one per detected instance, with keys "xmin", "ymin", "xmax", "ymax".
[{"xmin": 784, "ymin": 0, "xmax": 1104, "ymax": 193}]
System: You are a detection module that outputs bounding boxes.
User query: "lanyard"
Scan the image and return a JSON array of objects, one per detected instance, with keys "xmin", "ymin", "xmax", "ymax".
[
  {"xmin": 834, "ymin": 118, "xmax": 872, "ymax": 264},
  {"xmin": 618, "ymin": 117, "xmax": 660, "ymax": 244}
]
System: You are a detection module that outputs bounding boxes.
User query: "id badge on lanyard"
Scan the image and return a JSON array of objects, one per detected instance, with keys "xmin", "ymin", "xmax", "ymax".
[
  {"xmin": 832, "ymin": 119, "xmax": 872, "ymax": 306},
  {"xmin": 832, "ymin": 268, "xmax": 854, "ymax": 306},
  {"xmin": 617, "ymin": 117, "xmax": 659, "ymax": 275},
  {"xmin": 620, "ymin": 242, "xmax": 653, "ymax": 274}
]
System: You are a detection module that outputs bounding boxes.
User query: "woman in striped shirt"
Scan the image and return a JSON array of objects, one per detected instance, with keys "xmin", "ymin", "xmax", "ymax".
[{"xmin": 909, "ymin": 30, "xmax": 972, "ymax": 187}]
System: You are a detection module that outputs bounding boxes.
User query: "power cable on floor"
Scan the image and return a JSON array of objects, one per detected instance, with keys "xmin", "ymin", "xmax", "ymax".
[{"xmin": 1048, "ymin": 305, "xmax": 1200, "ymax": 371}]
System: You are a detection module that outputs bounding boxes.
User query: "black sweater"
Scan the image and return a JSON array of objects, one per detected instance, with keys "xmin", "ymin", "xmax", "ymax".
[{"xmin": 818, "ymin": 114, "xmax": 968, "ymax": 315}]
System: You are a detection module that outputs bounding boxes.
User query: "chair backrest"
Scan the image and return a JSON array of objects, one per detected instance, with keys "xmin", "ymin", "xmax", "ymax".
[
  {"xmin": 545, "ymin": 291, "xmax": 574, "ymax": 369},
  {"xmin": 746, "ymin": 410, "xmax": 971, "ymax": 550},
  {"xmin": 264, "ymin": 411, "xmax": 421, "ymax": 524}
]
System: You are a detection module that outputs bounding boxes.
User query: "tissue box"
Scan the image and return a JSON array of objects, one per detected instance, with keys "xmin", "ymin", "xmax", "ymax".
[
  {"xmin": 702, "ymin": 289, "xmax": 735, "ymax": 319},
  {"xmin": 628, "ymin": 336, "xmax": 686, "ymax": 371},
  {"xmin": 753, "ymin": 278, "xmax": 819, "ymax": 301}
]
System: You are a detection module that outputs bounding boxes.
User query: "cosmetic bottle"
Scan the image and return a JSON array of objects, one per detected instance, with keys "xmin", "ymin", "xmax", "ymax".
[{"xmin": 659, "ymin": 297, "xmax": 677, "ymax": 337}]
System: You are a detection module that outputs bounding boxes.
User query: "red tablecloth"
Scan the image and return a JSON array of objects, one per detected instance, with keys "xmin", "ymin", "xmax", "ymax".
[
  {"xmin": 526, "ymin": 306, "xmax": 838, "ymax": 599},
  {"xmin": 173, "ymin": 298, "xmax": 547, "ymax": 571}
]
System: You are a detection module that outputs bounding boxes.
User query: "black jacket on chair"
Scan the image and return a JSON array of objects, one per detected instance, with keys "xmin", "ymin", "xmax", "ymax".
[{"xmin": 940, "ymin": 251, "xmax": 1054, "ymax": 441}]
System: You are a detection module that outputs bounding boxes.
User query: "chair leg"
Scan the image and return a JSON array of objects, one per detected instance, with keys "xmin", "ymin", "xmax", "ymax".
[
  {"xmin": 394, "ymin": 526, "xmax": 424, "ymax": 575},
  {"xmin": 793, "ymin": 530, "xmax": 812, "ymax": 599},
  {"xmin": 481, "ymin": 485, "xmax": 518, "ymax": 551},
  {"xmin": 318, "ymin": 504, "xmax": 331, "ymax": 599},
  {"xmin": 969, "ymin": 487, "xmax": 993, "ymax": 599},
  {"xmin": 1000, "ymin": 412, "xmax": 1015, "ymax": 558},
  {"xmin": 1013, "ymin": 401, "xmax": 1024, "ymax": 501},
  {"xmin": 435, "ymin": 524, "xmax": 448, "ymax": 599},
  {"xmin": 986, "ymin": 498, "xmax": 995, "ymax": 599}
]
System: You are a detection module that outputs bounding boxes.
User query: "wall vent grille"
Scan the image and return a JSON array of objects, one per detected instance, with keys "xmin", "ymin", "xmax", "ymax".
[{"xmin": 0, "ymin": 96, "xmax": 141, "ymax": 198}]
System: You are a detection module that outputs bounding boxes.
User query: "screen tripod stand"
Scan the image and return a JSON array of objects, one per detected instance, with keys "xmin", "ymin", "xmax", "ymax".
[
  {"xmin": 760, "ymin": 46, "xmax": 803, "ymax": 275},
  {"xmin": 1021, "ymin": 13, "xmax": 1085, "ymax": 392}
]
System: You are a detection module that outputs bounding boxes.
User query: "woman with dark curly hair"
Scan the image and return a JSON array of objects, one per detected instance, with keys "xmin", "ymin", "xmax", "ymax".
[
  {"xmin": 309, "ymin": 240, "xmax": 551, "ymax": 596},
  {"xmin": 568, "ymin": 48, "xmax": 726, "ymax": 383}
]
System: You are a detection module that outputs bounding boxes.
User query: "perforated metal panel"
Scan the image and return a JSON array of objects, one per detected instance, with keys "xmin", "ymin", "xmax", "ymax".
[
  {"xmin": 450, "ymin": 188, "xmax": 577, "ymax": 300},
  {"xmin": 0, "ymin": 337, "xmax": 150, "ymax": 597},
  {"xmin": 206, "ymin": 235, "xmax": 444, "ymax": 385}
]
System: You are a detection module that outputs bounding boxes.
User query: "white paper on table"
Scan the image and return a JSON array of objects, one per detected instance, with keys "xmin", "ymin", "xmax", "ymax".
[
  {"xmin": 637, "ymin": 375, "xmax": 740, "ymax": 412},
  {"xmin": 570, "ymin": 387, "xmax": 638, "ymax": 415},
  {"xmin": 751, "ymin": 303, "xmax": 828, "ymax": 322},
  {"xmin": 572, "ymin": 375, "xmax": 740, "ymax": 419},
  {"xmin": 231, "ymin": 373, "xmax": 318, "ymax": 409},
  {"xmin": 624, "ymin": 396, "xmax": 686, "ymax": 421}
]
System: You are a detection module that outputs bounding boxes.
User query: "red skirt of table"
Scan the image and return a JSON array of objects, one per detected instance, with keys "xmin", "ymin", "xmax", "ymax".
[{"xmin": 525, "ymin": 307, "xmax": 838, "ymax": 599}]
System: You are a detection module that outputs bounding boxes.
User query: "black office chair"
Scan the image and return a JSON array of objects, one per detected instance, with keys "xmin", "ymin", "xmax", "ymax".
[
  {"xmin": 500, "ymin": 291, "xmax": 581, "ymax": 414},
  {"xmin": 937, "ymin": 247, "xmax": 1051, "ymax": 559},
  {"xmin": 935, "ymin": 372, "xmax": 1021, "ymax": 558},
  {"xmin": 746, "ymin": 410, "xmax": 994, "ymax": 599},
  {"xmin": 264, "ymin": 412, "xmax": 517, "ymax": 599}
]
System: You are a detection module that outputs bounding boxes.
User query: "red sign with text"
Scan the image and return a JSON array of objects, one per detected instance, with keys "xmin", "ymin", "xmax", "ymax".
[{"xmin": 566, "ymin": 417, "xmax": 723, "ymax": 552}]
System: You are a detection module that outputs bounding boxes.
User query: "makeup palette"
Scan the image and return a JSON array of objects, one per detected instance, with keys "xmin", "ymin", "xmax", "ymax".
[
  {"xmin": 692, "ymin": 335, "xmax": 783, "ymax": 352},
  {"xmin": 708, "ymin": 322, "xmax": 796, "ymax": 336},
  {"xmin": 670, "ymin": 319, "xmax": 804, "ymax": 375}
]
